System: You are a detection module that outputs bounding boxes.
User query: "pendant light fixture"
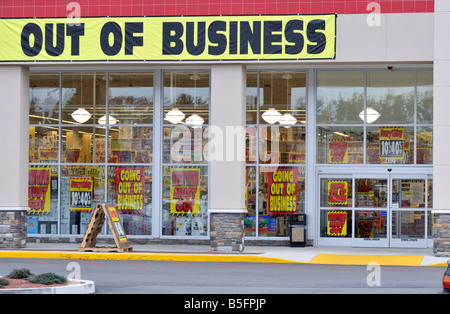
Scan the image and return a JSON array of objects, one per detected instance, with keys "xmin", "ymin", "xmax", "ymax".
[
  {"xmin": 262, "ymin": 73, "xmax": 281, "ymax": 124},
  {"xmin": 278, "ymin": 73, "xmax": 297, "ymax": 126},
  {"xmin": 165, "ymin": 108, "xmax": 186, "ymax": 124},
  {"xmin": 359, "ymin": 107, "xmax": 380, "ymax": 124},
  {"xmin": 98, "ymin": 115, "xmax": 117, "ymax": 125},
  {"xmin": 165, "ymin": 72, "xmax": 185, "ymax": 124},
  {"xmin": 186, "ymin": 72, "xmax": 204, "ymax": 127},
  {"xmin": 71, "ymin": 74, "xmax": 91, "ymax": 123},
  {"xmin": 71, "ymin": 108, "xmax": 91, "ymax": 123}
]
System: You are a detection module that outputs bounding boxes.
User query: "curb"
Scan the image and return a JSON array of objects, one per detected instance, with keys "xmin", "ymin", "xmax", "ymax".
[
  {"xmin": 0, "ymin": 250, "xmax": 448, "ymax": 267},
  {"xmin": 0, "ymin": 279, "xmax": 95, "ymax": 294}
]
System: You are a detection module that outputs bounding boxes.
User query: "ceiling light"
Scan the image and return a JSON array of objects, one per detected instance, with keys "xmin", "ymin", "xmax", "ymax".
[
  {"xmin": 186, "ymin": 114, "xmax": 204, "ymax": 127},
  {"xmin": 359, "ymin": 107, "xmax": 380, "ymax": 124},
  {"xmin": 278, "ymin": 113, "xmax": 297, "ymax": 125},
  {"xmin": 71, "ymin": 108, "xmax": 91, "ymax": 123},
  {"xmin": 262, "ymin": 108, "xmax": 282, "ymax": 124},
  {"xmin": 165, "ymin": 108, "xmax": 185, "ymax": 124},
  {"xmin": 98, "ymin": 115, "xmax": 117, "ymax": 125}
]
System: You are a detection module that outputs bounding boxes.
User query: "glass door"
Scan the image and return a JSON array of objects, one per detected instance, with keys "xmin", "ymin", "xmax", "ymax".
[
  {"xmin": 353, "ymin": 176, "xmax": 389, "ymax": 247},
  {"xmin": 390, "ymin": 176, "xmax": 428, "ymax": 248},
  {"xmin": 317, "ymin": 173, "xmax": 431, "ymax": 248}
]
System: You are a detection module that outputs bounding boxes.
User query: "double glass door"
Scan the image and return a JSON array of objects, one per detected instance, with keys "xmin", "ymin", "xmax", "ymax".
[{"xmin": 318, "ymin": 173, "xmax": 432, "ymax": 248}]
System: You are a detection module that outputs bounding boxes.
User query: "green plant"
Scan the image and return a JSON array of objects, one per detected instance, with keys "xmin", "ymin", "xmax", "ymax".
[
  {"xmin": 0, "ymin": 278, "xmax": 10, "ymax": 287},
  {"xmin": 27, "ymin": 273, "xmax": 67, "ymax": 285},
  {"xmin": 7, "ymin": 268, "xmax": 33, "ymax": 279}
]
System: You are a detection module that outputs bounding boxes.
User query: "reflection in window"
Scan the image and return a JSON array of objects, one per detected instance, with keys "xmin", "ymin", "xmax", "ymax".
[
  {"xmin": 164, "ymin": 72, "xmax": 209, "ymax": 126},
  {"xmin": 317, "ymin": 71, "xmax": 364, "ymax": 124},
  {"xmin": 316, "ymin": 69, "xmax": 433, "ymax": 165},
  {"xmin": 417, "ymin": 70, "xmax": 433, "ymax": 124},
  {"xmin": 259, "ymin": 71, "xmax": 306, "ymax": 125},
  {"xmin": 109, "ymin": 72, "xmax": 153, "ymax": 125},
  {"xmin": 30, "ymin": 73, "xmax": 60, "ymax": 124},
  {"xmin": 62, "ymin": 73, "xmax": 106, "ymax": 125},
  {"xmin": 367, "ymin": 70, "xmax": 415, "ymax": 124}
]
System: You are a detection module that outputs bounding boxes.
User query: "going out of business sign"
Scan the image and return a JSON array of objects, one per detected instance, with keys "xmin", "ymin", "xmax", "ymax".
[{"xmin": 0, "ymin": 14, "xmax": 336, "ymax": 62}]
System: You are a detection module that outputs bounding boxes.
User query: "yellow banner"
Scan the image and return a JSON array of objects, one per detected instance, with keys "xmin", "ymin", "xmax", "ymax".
[{"xmin": 0, "ymin": 15, "xmax": 336, "ymax": 62}]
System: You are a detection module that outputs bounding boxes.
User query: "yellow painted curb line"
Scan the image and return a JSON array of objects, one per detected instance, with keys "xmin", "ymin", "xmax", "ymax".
[
  {"xmin": 0, "ymin": 251, "xmax": 300, "ymax": 264},
  {"xmin": 309, "ymin": 254, "xmax": 424, "ymax": 266}
]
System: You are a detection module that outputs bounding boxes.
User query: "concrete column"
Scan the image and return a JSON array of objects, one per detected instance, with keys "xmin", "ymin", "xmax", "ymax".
[
  {"xmin": 0, "ymin": 66, "xmax": 29, "ymax": 248},
  {"xmin": 208, "ymin": 64, "xmax": 246, "ymax": 252},
  {"xmin": 433, "ymin": 0, "xmax": 450, "ymax": 257}
]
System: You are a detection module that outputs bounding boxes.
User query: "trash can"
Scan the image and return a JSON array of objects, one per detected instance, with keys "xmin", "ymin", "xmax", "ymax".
[{"xmin": 289, "ymin": 214, "xmax": 306, "ymax": 247}]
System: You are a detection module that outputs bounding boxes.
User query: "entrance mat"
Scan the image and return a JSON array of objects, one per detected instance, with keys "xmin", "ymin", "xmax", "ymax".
[{"xmin": 309, "ymin": 254, "xmax": 423, "ymax": 266}]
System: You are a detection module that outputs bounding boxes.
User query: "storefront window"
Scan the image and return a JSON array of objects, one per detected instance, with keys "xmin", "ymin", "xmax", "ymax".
[
  {"xmin": 29, "ymin": 72, "xmax": 154, "ymax": 236},
  {"xmin": 60, "ymin": 165, "xmax": 105, "ymax": 234},
  {"xmin": 62, "ymin": 72, "xmax": 106, "ymax": 125},
  {"xmin": 317, "ymin": 69, "xmax": 433, "ymax": 165},
  {"xmin": 367, "ymin": 70, "xmax": 415, "ymax": 124},
  {"xmin": 30, "ymin": 73, "xmax": 60, "ymax": 124},
  {"xmin": 162, "ymin": 71, "xmax": 210, "ymax": 237},
  {"xmin": 367, "ymin": 126, "xmax": 414, "ymax": 164},
  {"xmin": 245, "ymin": 71, "xmax": 306, "ymax": 238},
  {"xmin": 317, "ymin": 70, "xmax": 364, "ymax": 124},
  {"xmin": 417, "ymin": 70, "xmax": 433, "ymax": 124},
  {"xmin": 107, "ymin": 166, "xmax": 152, "ymax": 236},
  {"xmin": 317, "ymin": 126, "xmax": 364, "ymax": 164},
  {"xmin": 259, "ymin": 71, "xmax": 306, "ymax": 125},
  {"xmin": 29, "ymin": 126, "xmax": 58, "ymax": 163},
  {"xmin": 109, "ymin": 72, "xmax": 153, "ymax": 125},
  {"xmin": 163, "ymin": 72, "xmax": 209, "ymax": 126},
  {"xmin": 161, "ymin": 165, "xmax": 209, "ymax": 236},
  {"xmin": 28, "ymin": 165, "xmax": 59, "ymax": 234}
]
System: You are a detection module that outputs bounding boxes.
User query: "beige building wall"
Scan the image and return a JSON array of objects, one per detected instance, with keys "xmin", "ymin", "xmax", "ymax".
[{"xmin": 0, "ymin": 66, "xmax": 29, "ymax": 210}]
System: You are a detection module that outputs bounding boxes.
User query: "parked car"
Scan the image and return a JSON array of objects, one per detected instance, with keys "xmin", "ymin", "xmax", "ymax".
[{"xmin": 443, "ymin": 260, "xmax": 450, "ymax": 294}]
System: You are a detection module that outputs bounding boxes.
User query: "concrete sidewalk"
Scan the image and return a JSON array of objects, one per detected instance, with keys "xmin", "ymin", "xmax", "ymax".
[{"xmin": 1, "ymin": 243, "xmax": 449, "ymax": 267}]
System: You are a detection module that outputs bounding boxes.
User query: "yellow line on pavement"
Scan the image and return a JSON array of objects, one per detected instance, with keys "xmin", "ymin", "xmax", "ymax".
[
  {"xmin": 0, "ymin": 251, "xmax": 300, "ymax": 264},
  {"xmin": 309, "ymin": 254, "xmax": 424, "ymax": 266}
]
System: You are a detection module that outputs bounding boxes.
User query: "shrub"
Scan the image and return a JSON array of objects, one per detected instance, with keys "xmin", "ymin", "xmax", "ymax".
[
  {"xmin": 7, "ymin": 268, "xmax": 33, "ymax": 279},
  {"xmin": 27, "ymin": 273, "xmax": 67, "ymax": 285},
  {"xmin": 0, "ymin": 278, "xmax": 10, "ymax": 287}
]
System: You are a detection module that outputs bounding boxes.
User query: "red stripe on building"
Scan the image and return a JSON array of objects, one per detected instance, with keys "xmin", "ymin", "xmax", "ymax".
[{"xmin": 0, "ymin": 0, "xmax": 435, "ymax": 18}]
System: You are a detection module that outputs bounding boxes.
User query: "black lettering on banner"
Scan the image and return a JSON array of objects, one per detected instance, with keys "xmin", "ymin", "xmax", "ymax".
[
  {"xmin": 21, "ymin": 23, "xmax": 43, "ymax": 57},
  {"xmin": 229, "ymin": 21, "xmax": 238, "ymax": 54},
  {"xmin": 208, "ymin": 20, "xmax": 227, "ymax": 55},
  {"xmin": 240, "ymin": 21, "xmax": 261, "ymax": 54},
  {"xmin": 186, "ymin": 22, "xmax": 205, "ymax": 55},
  {"xmin": 162, "ymin": 22, "xmax": 183, "ymax": 55},
  {"xmin": 307, "ymin": 19, "xmax": 326, "ymax": 54},
  {"xmin": 124, "ymin": 22, "xmax": 143, "ymax": 55},
  {"xmin": 285, "ymin": 19, "xmax": 304, "ymax": 55},
  {"xmin": 100, "ymin": 22, "xmax": 122, "ymax": 56},
  {"xmin": 66, "ymin": 24, "xmax": 85, "ymax": 56},
  {"xmin": 263, "ymin": 20, "xmax": 282, "ymax": 54},
  {"xmin": 45, "ymin": 23, "xmax": 65, "ymax": 56}
]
